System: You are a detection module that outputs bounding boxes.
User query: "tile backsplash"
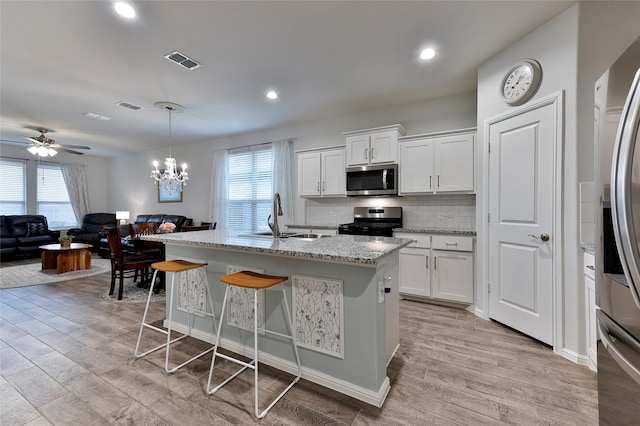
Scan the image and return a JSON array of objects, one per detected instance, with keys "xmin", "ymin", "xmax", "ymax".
[
  {"xmin": 303, "ymin": 194, "xmax": 476, "ymax": 231},
  {"xmin": 579, "ymin": 182, "xmax": 595, "ymax": 245}
]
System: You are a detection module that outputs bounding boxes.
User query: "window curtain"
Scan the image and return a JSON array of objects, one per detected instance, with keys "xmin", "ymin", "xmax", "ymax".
[
  {"xmin": 210, "ymin": 149, "xmax": 229, "ymax": 230},
  {"xmin": 272, "ymin": 139, "xmax": 294, "ymax": 228},
  {"xmin": 60, "ymin": 163, "xmax": 91, "ymax": 223}
]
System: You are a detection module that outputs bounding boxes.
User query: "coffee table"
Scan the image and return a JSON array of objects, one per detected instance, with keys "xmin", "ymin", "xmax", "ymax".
[{"xmin": 39, "ymin": 243, "xmax": 93, "ymax": 274}]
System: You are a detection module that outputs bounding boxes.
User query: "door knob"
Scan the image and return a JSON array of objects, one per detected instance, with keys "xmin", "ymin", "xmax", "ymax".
[{"xmin": 528, "ymin": 233, "xmax": 550, "ymax": 242}]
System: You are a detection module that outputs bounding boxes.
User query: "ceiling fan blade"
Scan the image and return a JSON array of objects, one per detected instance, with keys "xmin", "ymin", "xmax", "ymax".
[
  {"xmin": 53, "ymin": 144, "xmax": 91, "ymax": 150},
  {"xmin": 23, "ymin": 136, "xmax": 42, "ymax": 144},
  {"xmin": 0, "ymin": 139, "xmax": 30, "ymax": 146},
  {"xmin": 55, "ymin": 147, "xmax": 85, "ymax": 155}
]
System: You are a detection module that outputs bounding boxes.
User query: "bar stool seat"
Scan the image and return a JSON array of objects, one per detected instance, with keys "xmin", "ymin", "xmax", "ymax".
[
  {"xmin": 135, "ymin": 260, "xmax": 217, "ymax": 373},
  {"xmin": 206, "ymin": 270, "xmax": 302, "ymax": 419}
]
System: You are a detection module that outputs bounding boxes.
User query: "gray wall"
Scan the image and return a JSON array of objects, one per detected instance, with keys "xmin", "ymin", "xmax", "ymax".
[
  {"xmin": 476, "ymin": 1, "xmax": 640, "ymax": 359},
  {"xmin": 0, "ymin": 144, "xmax": 110, "ymax": 221},
  {"xmin": 109, "ymin": 91, "xmax": 477, "ymax": 226}
]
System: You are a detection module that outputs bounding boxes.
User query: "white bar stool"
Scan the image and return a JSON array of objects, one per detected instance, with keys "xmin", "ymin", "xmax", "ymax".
[
  {"xmin": 206, "ymin": 271, "xmax": 301, "ymax": 419},
  {"xmin": 135, "ymin": 259, "xmax": 217, "ymax": 373}
]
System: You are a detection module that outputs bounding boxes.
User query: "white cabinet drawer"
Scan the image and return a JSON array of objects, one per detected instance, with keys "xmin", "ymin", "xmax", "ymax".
[
  {"xmin": 432, "ymin": 235, "xmax": 473, "ymax": 252},
  {"xmin": 584, "ymin": 252, "xmax": 595, "ymax": 281},
  {"xmin": 394, "ymin": 232, "xmax": 430, "ymax": 248}
]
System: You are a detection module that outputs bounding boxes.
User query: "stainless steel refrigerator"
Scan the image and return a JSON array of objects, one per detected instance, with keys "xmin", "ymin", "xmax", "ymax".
[{"xmin": 598, "ymin": 40, "xmax": 640, "ymax": 424}]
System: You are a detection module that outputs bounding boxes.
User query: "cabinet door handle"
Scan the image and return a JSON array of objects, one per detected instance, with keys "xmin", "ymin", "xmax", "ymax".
[
  {"xmin": 316, "ymin": 182, "xmax": 320, "ymax": 192},
  {"xmin": 371, "ymin": 147, "xmax": 374, "ymax": 159},
  {"xmin": 430, "ymin": 175, "xmax": 432, "ymax": 189},
  {"xmin": 586, "ymin": 265, "xmax": 595, "ymax": 270},
  {"xmin": 445, "ymin": 242, "xmax": 458, "ymax": 246},
  {"xmin": 364, "ymin": 148, "xmax": 368, "ymax": 160},
  {"xmin": 434, "ymin": 256, "xmax": 437, "ymax": 269},
  {"xmin": 322, "ymin": 181, "xmax": 325, "ymax": 191},
  {"xmin": 426, "ymin": 256, "xmax": 429, "ymax": 269},
  {"xmin": 438, "ymin": 175, "xmax": 440, "ymax": 188}
]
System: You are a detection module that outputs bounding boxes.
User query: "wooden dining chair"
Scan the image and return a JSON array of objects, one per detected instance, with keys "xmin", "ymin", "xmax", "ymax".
[
  {"xmin": 104, "ymin": 226, "xmax": 157, "ymax": 300},
  {"xmin": 129, "ymin": 222, "xmax": 157, "ymax": 237}
]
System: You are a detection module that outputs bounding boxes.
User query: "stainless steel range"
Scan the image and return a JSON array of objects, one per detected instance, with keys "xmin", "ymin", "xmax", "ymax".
[{"xmin": 338, "ymin": 207, "xmax": 402, "ymax": 237}]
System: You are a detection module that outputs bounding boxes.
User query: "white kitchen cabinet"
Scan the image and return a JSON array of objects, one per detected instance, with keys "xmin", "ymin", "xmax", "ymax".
[
  {"xmin": 399, "ymin": 130, "xmax": 475, "ymax": 194},
  {"xmin": 584, "ymin": 251, "xmax": 597, "ymax": 371},
  {"xmin": 399, "ymin": 247, "xmax": 431, "ymax": 297},
  {"xmin": 297, "ymin": 149, "xmax": 345, "ymax": 197},
  {"xmin": 343, "ymin": 124, "xmax": 406, "ymax": 166},
  {"xmin": 396, "ymin": 232, "xmax": 474, "ymax": 305}
]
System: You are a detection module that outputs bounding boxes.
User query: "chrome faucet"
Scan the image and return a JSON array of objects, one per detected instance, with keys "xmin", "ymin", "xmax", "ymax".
[{"xmin": 267, "ymin": 192, "xmax": 283, "ymax": 237}]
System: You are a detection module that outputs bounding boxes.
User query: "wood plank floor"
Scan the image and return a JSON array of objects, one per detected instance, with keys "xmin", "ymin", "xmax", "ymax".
[{"xmin": 0, "ymin": 258, "xmax": 598, "ymax": 425}]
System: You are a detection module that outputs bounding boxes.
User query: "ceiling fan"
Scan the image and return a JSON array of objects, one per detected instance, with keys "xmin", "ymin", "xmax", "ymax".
[{"xmin": 1, "ymin": 128, "xmax": 91, "ymax": 156}]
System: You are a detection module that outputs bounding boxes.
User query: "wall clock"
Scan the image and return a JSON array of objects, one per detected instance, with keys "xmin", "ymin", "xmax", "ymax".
[{"xmin": 500, "ymin": 59, "xmax": 542, "ymax": 106}]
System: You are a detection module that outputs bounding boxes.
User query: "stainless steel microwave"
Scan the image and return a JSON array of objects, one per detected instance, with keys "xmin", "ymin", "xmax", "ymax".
[{"xmin": 346, "ymin": 164, "xmax": 398, "ymax": 196}]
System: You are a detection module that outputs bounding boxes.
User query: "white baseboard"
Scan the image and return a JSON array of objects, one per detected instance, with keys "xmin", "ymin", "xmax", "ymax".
[
  {"xmin": 163, "ymin": 320, "xmax": 390, "ymax": 407},
  {"xmin": 558, "ymin": 347, "xmax": 589, "ymax": 366}
]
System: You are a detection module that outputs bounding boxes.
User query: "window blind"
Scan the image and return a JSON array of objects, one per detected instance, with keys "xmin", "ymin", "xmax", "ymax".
[
  {"xmin": 37, "ymin": 164, "xmax": 78, "ymax": 228},
  {"xmin": 227, "ymin": 147, "xmax": 273, "ymax": 231},
  {"xmin": 0, "ymin": 160, "xmax": 26, "ymax": 215}
]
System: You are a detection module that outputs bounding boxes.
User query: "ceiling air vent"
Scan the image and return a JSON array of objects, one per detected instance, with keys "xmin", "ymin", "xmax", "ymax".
[
  {"xmin": 116, "ymin": 101, "xmax": 142, "ymax": 110},
  {"xmin": 165, "ymin": 50, "xmax": 201, "ymax": 70},
  {"xmin": 82, "ymin": 112, "xmax": 111, "ymax": 121}
]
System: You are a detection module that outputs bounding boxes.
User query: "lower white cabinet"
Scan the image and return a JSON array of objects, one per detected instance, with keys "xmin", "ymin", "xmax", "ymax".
[
  {"xmin": 396, "ymin": 232, "xmax": 474, "ymax": 305},
  {"xmin": 584, "ymin": 251, "xmax": 597, "ymax": 371}
]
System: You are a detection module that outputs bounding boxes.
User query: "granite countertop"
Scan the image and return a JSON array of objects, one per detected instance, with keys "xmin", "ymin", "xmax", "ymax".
[
  {"xmin": 286, "ymin": 224, "xmax": 476, "ymax": 236},
  {"xmin": 141, "ymin": 230, "xmax": 413, "ymax": 265},
  {"xmin": 394, "ymin": 228, "xmax": 477, "ymax": 236}
]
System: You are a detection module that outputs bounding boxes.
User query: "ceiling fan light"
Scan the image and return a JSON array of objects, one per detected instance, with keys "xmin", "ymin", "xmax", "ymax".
[
  {"xmin": 48, "ymin": 148, "xmax": 58, "ymax": 157},
  {"xmin": 37, "ymin": 146, "xmax": 49, "ymax": 156},
  {"xmin": 28, "ymin": 146, "xmax": 39, "ymax": 155}
]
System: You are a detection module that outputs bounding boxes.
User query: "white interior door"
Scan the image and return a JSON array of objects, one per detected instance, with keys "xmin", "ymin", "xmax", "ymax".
[{"xmin": 488, "ymin": 102, "xmax": 556, "ymax": 345}]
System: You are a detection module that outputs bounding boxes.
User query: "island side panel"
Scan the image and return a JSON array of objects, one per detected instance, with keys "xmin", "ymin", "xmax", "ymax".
[{"xmin": 162, "ymin": 243, "xmax": 389, "ymax": 403}]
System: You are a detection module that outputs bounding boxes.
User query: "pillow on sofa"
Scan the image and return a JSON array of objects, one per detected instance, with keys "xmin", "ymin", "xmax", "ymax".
[{"xmin": 27, "ymin": 222, "xmax": 47, "ymax": 236}]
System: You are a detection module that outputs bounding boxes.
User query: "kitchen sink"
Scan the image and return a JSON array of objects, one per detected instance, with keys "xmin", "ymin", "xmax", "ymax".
[
  {"xmin": 290, "ymin": 233, "xmax": 331, "ymax": 239},
  {"xmin": 239, "ymin": 231, "xmax": 331, "ymax": 240}
]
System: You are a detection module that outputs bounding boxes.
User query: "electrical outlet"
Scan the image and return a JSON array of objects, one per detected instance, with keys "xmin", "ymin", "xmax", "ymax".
[{"xmin": 378, "ymin": 279, "xmax": 385, "ymax": 304}]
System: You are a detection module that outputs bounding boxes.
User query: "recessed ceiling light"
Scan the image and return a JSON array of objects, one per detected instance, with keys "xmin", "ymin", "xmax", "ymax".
[
  {"xmin": 266, "ymin": 91, "xmax": 278, "ymax": 100},
  {"xmin": 114, "ymin": 2, "xmax": 136, "ymax": 19},
  {"xmin": 419, "ymin": 48, "xmax": 436, "ymax": 61}
]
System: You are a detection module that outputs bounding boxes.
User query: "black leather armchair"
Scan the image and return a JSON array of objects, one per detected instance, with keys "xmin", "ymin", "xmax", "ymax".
[{"xmin": 67, "ymin": 213, "xmax": 117, "ymax": 250}]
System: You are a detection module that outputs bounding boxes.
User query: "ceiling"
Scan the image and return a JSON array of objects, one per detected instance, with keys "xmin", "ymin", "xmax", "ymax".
[{"xmin": 0, "ymin": 1, "xmax": 576, "ymax": 157}]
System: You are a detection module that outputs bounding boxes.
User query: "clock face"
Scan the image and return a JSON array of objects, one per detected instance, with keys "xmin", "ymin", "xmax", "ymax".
[{"xmin": 500, "ymin": 60, "xmax": 542, "ymax": 105}]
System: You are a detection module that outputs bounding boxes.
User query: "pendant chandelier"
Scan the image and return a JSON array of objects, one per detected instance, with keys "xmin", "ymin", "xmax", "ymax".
[{"xmin": 151, "ymin": 102, "xmax": 189, "ymax": 195}]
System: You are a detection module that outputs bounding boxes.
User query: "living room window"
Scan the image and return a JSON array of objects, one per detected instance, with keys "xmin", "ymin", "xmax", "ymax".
[
  {"xmin": 227, "ymin": 146, "xmax": 273, "ymax": 232},
  {"xmin": 0, "ymin": 159, "xmax": 26, "ymax": 215},
  {"xmin": 36, "ymin": 164, "xmax": 78, "ymax": 228}
]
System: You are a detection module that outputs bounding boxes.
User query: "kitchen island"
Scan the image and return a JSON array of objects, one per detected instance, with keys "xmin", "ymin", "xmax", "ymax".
[{"xmin": 140, "ymin": 230, "xmax": 412, "ymax": 407}]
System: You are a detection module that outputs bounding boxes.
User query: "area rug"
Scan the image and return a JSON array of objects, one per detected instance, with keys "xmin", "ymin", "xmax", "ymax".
[
  {"xmin": 0, "ymin": 258, "xmax": 112, "ymax": 290},
  {"xmin": 99, "ymin": 285, "xmax": 165, "ymax": 304}
]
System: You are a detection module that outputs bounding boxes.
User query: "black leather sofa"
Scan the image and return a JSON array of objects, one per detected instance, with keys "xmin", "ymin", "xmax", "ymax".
[
  {"xmin": 67, "ymin": 213, "xmax": 117, "ymax": 251},
  {"xmin": 0, "ymin": 215, "xmax": 61, "ymax": 259},
  {"xmin": 97, "ymin": 214, "xmax": 190, "ymax": 258}
]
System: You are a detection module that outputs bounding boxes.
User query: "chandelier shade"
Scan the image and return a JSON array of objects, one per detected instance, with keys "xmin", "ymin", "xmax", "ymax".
[{"xmin": 150, "ymin": 102, "xmax": 189, "ymax": 195}]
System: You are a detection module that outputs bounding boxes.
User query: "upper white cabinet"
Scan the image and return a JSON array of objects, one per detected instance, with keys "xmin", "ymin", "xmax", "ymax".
[
  {"xmin": 343, "ymin": 124, "xmax": 406, "ymax": 166},
  {"xmin": 297, "ymin": 148, "xmax": 345, "ymax": 197},
  {"xmin": 399, "ymin": 130, "xmax": 475, "ymax": 194}
]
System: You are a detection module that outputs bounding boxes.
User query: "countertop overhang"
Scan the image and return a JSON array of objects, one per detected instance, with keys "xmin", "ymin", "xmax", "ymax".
[{"xmin": 141, "ymin": 230, "xmax": 412, "ymax": 265}]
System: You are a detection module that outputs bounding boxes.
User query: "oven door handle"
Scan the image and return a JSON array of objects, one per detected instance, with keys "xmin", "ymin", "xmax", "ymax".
[
  {"xmin": 382, "ymin": 169, "xmax": 388, "ymax": 190},
  {"xmin": 597, "ymin": 311, "xmax": 640, "ymax": 386}
]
